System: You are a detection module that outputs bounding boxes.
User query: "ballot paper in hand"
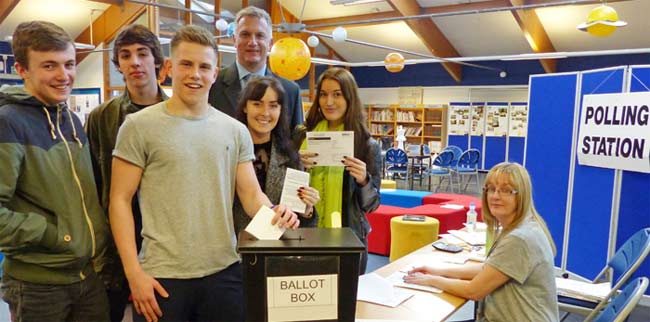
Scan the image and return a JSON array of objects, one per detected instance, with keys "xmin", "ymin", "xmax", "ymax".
[
  {"xmin": 244, "ymin": 205, "xmax": 285, "ymax": 240},
  {"xmin": 357, "ymin": 273, "xmax": 413, "ymax": 307},
  {"xmin": 306, "ymin": 131, "xmax": 354, "ymax": 166},
  {"xmin": 279, "ymin": 168, "xmax": 310, "ymax": 213}
]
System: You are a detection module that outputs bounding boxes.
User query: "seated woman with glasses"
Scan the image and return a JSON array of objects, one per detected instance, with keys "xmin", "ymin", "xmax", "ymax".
[{"xmin": 404, "ymin": 162, "xmax": 558, "ymax": 322}]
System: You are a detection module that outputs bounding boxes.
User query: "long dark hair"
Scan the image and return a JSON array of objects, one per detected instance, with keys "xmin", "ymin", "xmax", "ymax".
[
  {"xmin": 236, "ymin": 76, "xmax": 300, "ymax": 168},
  {"xmin": 305, "ymin": 68, "xmax": 374, "ymax": 170}
]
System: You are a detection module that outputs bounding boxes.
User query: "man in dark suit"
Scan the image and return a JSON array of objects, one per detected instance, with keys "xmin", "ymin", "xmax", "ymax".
[{"xmin": 209, "ymin": 6, "xmax": 303, "ymax": 129}]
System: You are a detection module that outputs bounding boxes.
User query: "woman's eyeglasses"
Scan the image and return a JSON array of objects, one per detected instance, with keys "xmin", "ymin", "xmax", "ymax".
[{"xmin": 483, "ymin": 186, "xmax": 518, "ymax": 197}]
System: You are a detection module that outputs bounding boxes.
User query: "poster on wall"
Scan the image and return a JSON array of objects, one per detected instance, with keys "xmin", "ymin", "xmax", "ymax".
[
  {"xmin": 67, "ymin": 88, "xmax": 101, "ymax": 126},
  {"xmin": 508, "ymin": 104, "xmax": 528, "ymax": 137},
  {"xmin": 578, "ymin": 92, "xmax": 650, "ymax": 173},
  {"xmin": 470, "ymin": 104, "xmax": 485, "ymax": 135},
  {"xmin": 485, "ymin": 105, "xmax": 508, "ymax": 137},
  {"xmin": 448, "ymin": 105, "xmax": 470, "ymax": 135},
  {"xmin": 398, "ymin": 86, "xmax": 423, "ymax": 105}
]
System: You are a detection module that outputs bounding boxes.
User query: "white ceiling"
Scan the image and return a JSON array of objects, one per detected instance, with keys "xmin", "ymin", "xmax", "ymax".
[{"xmin": 2, "ymin": 0, "xmax": 648, "ymax": 66}]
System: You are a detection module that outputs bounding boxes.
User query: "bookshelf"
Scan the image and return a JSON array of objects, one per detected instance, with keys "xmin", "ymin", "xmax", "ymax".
[{"xmin": 367, "ymin": 104, "xmax": 447, "ymax": 150}]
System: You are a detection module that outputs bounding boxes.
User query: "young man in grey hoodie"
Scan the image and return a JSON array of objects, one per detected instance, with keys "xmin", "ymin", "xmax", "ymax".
[{"xmin": 0, "ymin": 21, "xmax": 109, "ymax": 321}]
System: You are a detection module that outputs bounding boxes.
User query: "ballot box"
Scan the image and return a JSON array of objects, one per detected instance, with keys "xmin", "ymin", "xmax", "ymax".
[{"xmin": 238, "ymin": 228, "xmax": 365, "ymax": 322}]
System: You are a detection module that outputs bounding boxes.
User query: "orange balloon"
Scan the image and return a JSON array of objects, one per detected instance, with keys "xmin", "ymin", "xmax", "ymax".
[
  {"xmin": 384, "ymin": 52, "xmax": 405, "ymax": 73},
  {"xmin": 269, "ymin": 38, "xmax": 311, "ymax": 80}
]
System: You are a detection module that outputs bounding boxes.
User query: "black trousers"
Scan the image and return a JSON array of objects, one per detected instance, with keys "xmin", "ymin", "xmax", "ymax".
[{"xmin": 133, "ymin": 262, "xmax": 244, "ymax": 322}]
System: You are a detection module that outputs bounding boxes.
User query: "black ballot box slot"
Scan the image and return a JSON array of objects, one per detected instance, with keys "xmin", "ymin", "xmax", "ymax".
[{"xmin": 238, "ymin": 228, "xmax": 365, "ymax": 322}]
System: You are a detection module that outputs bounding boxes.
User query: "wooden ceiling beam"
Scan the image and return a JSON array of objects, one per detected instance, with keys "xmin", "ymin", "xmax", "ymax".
[
  {"xmin": 86, "ymin": 0, "xmax": 124, "ymax": 5},
  {"xmin": 0, "ymin": 0, "xmax": 19, "ymax": 25},
  {"xmin": 75, "ymin": 1, "xmax": 146, "ymax": 63},
  {"xmin": 387, "ymin": 0, "xmax": 462, "ymax": 82},
  {"xmin": 508, "ymin": 0, "xmax": 557, "ymax": 73}
]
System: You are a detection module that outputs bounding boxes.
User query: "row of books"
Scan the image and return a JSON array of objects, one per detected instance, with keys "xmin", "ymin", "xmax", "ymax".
[
  {"xmin": 371, "ymin": 110, "xmax": 394, "ymax": 121},
  {"xmin": 370, "ymin": 124, "xmax": 394, "ymax": 135}
]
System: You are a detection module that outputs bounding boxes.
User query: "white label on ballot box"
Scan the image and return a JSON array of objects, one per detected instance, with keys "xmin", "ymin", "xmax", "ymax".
[{"xmin": 267, "ymin": 274, "xmax": 338, "ymax": 321}]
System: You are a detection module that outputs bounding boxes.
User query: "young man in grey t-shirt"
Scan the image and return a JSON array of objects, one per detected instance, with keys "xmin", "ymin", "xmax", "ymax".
[{"xmin": 109, "ymin": 25, "xmax": 299, "ymax": 322}]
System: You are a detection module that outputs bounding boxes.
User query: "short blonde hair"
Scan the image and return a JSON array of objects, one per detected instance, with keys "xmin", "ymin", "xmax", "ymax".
[
  {"xmin": 482, "ymin": 162, "xmax": 556, "ymax": 255},
  {"xmin": 171, "ymin": 25, "xmax": 218, "ymax": 55}
]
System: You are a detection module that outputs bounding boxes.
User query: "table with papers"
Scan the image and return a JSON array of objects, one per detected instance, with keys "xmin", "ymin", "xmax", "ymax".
[{"xmin": 355, "ymin": 243, "xmax": 469, "ymax": 322}]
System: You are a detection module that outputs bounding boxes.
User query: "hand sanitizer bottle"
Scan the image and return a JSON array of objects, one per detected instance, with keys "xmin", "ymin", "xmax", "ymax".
[{"xmin": 466, "ymin": 202, "xmax": 477, "ymax": 233}]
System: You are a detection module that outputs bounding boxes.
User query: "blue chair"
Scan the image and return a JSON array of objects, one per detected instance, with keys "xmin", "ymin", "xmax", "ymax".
[
  {"xmin": 385, "ymin": 148, "xmax": 408, "ymax": 180},
  {"xmin": 443, "ymin": 145, "xmax": 463, "ymax": 167},
  {"xmin": 559, "ymin": 228, "xmax": 650, "ymax": 320},
  {"xmin": 452, "ymin": 149, "xmax": 480, "ymax": 193},
  {"xmin": 586, "ymin": 277, "xmax": 648, "ymax": 322},
  {"xmin": 427, "ymin": 150, "xmax": 454, "ymax": 192}
]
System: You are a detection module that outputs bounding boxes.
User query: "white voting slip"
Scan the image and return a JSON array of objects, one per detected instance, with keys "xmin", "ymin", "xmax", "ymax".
[
  {"xmin": 357, "ymin": 273, "xmax": 413, "ymax": 307},
  {"xmin": 556, "ymin": 278, "xmax": 611, "ymax": 303},
  {"xmin": 244, "ymin": 205, "xmax": 285, "ymax": 240}
]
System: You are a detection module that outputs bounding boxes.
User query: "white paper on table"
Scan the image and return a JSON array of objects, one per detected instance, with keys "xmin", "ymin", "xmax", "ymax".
[
  {"xmin": 357, "ymin": 273, "xmax": 413, "ymax": 307},
  {"xmin": 448, "ymin": 230, "xmax": 486, "ymax": 246},
  {"xmin": 387, "ymin": 271, "xmax": 443, "ymax": 294},
  {"xmin": 244, "ymin": 205, "xmax": 285, "ymax": 240},
  {"xmin": 279, "ymin": 168, "xmax": 310, "ymax": 213},
  {"xmin": 440, "ymin": 203, "xmax": 465, "ymax": 210},
  {"xmin": 306, "ymin": 131, "xmax": 354, "ymax": 166},
  {"xmin": 439, "ymin": 234, "xmax": 466, "ymax": 245},
  {"xmin": 555, "ymin": 278, "xmax": 611, "ymax": 303}
]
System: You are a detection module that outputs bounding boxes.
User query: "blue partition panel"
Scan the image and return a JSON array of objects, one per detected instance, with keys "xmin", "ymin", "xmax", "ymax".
[
  {"xmin": 470, "ymin": 135, "xmax": 484, "ymax": 169},
  {"xmin": 448, "ymin": 135, "xmax": 468, "ymax": 151},
  {"xmin": 619, "ymin": 66, "xmax": 650, "ymax": 292},
  {"xmin": 508, "ymin": 137, "xmax": 525, "ymax": 164},
  {"xmin": 484, "ymin": 137, "xmax": 506, "ymax": 169},
  {"xmin": 526, "ymin": 73, "xmax": 579, "ymax": 267},
  {"xmin": 567, "ymin": 67, "xmax": 625, "ymax": 279}
]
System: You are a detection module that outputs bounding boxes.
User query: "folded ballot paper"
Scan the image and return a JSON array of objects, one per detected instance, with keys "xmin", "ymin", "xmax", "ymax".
[
  {"xmin": 555, "ymin": 277, "xmax": 611, "ymax": 303},
  {"xmin": 357, "ymin": 273, "xmax": 414, "ymax": 307},
  {"xmin": 386, "ymin": 271, "xmax": 442, "ymax": 294}
]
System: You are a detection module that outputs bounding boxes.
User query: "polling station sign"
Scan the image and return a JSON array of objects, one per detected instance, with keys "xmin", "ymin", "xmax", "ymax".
[{"xmin": 578, "ymin": 92, "xmax": 650, "ymax": 173}]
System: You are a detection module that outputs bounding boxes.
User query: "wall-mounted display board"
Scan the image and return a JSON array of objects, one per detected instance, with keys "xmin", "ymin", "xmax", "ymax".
[
  {"xmin": 68, "ymin": 88, "xmax": 101, "ymax": 125},
  {"xmin": 484, "ymin": 102, "xmax": 509, "ymax": 170},
  {"xmin": 0, "ymin": 42, "xmax": 21, "ymax": 85},
  {"xmin": 507, "ymin": 102, "xmax": 528, "ymax": 165}
]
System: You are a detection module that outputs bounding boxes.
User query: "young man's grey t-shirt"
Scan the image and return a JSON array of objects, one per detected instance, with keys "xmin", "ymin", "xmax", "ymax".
[{"xmin": 113, "ymin": 102, "xmax": 254, "ymax": 278}]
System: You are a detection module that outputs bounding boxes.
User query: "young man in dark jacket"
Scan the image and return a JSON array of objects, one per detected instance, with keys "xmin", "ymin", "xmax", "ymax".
[
  {"xmin": 85, "ymin": 24, "xmax": 167, "ymax": 322},
  {"xmin": 0, "ymin": 21, "xmax": 109, "ymax": 321}
]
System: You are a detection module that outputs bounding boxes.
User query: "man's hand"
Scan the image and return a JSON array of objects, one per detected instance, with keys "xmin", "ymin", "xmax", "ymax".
[
  {"xmin": 128, "ymin": 269, "xmax": 169, "ymax": 322},
  {"xmin": 270, "ymin": 204, "xmax": 300, "ymax": 229}
]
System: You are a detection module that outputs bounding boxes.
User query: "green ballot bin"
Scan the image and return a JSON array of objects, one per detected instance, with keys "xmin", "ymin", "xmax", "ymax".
[{"xmin": 238, "ymin": 228, "xmax": 365, "ymax": 322}]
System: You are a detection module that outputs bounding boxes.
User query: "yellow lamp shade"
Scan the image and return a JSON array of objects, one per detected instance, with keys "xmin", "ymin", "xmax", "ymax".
[
  {"xmin": 269, "ymin": 37, "xmax": 311, "ymax": 80},
  {"xmin": 577, "ymin": 5, "xmax": 627, "ymax": 37},
  {"xmin": 384, "ymin": 52, "xmax": 405, "ymax": 73}
]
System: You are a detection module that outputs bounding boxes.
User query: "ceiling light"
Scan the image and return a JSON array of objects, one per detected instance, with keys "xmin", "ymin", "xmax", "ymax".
[{"xmin": 74, "ymin": 42, "xmax": 95, "ymax": 50}]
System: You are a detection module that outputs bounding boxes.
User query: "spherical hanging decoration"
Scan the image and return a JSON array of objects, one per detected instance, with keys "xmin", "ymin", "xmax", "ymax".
[
  {"xmin": 226, "ymin": 22, "xmax": 236, "ymax": 37},
  {"xmin": 332, "ymin": 27, "xmax": 347, "ymax": 43},
  {"xmin": 577, "ymin": 5, "xmax": 627, "ymax": 37},
  {"xmin": 384, "ymin": 52, "xmax": 405, "ymax": 73},
  {"xmin": 215, "ymin": 18, "xmax": 229, "ymax": 32},
  {"xmin": 307, "ymin": 35, "xmax": 320, "ymax": 48},
  {"xmin": 269, "ymin": 37, "xmax": 311, "ymax": 80}
]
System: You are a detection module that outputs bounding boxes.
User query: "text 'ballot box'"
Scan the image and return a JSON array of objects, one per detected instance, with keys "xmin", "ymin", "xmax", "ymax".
[{"xmin": 238, "ymin": 228, "xmax": 365, "ymax": 322}]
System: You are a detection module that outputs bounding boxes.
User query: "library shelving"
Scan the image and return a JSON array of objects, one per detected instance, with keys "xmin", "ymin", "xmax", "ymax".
[{"xmin": 366, "ymin": 104, "xmax": 448, "ymax": 150}]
